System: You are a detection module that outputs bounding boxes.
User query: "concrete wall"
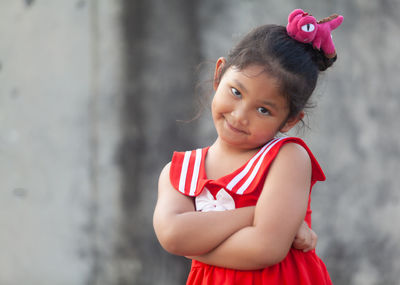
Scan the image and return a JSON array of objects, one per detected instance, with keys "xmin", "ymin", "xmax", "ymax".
[
  {"xmin": 1, "ymin": 0, "xmax": 399, "ymax": 284},
  {"xmin": 0, "ymin": 1, "xmax": 123, "ymax": 284}
]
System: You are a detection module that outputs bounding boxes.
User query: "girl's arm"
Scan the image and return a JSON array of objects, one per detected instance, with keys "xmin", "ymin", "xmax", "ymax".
[
  {"xmin": 189, "ymin": 143, "xmax": 312, "ymax": 270},
  {"xmin": 153, "ymin": 162, "xmax": 255, "ymax": 256}
]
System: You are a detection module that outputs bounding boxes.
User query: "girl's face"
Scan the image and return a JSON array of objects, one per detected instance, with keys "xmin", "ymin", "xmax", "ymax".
[{"xmin": 212, "ymin": 58, "xmax": 302, "ymax": 151}]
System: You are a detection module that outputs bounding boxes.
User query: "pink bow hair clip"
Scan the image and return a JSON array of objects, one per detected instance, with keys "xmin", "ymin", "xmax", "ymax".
[{"xmin": 286, "ymin": 9, "xmax": 344, "ymax": 58}]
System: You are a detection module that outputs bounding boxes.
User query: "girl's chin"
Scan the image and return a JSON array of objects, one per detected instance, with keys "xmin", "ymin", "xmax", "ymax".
[
  {"xmin": 217, "ymin": 132, "xmax": 272, "ymax": 151},
  {"xmin": 218, "ymin": 135, "xmax": 256, "ymax": 150},
  {"xmin": 217, "ymin": 134, "xmax": 243, "ymax": 146}
]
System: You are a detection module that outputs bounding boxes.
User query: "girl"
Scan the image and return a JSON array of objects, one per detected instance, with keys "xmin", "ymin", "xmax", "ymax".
[{"xmin": 154, "ymin": 9, "xmax": 342, "ymax": 284}]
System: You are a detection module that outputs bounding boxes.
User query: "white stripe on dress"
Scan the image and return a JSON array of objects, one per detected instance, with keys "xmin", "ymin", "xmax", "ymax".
[
  {"xmin": 189, "ymin": 148, "xmax": 202, "ymax": 196},
  {"xmin": 179, "ymin": 151, "xmax": 191, "ymax": 193},
  {"xmin": 236, "ymin": 137, "xmax": 284, "ymax": 194},
  {"xmin": 226, "ymin": 138, "xmax": 278, "ymax": 191}
]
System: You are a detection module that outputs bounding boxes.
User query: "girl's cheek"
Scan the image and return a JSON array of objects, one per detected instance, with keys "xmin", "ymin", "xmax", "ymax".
[{"xmin": 211, "ymin": 96, "xmax": 217, "ymax": 109}]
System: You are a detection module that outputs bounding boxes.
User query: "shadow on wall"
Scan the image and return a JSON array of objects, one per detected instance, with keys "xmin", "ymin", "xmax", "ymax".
[{"xmin": 115, "ymin": 0, "xmax": 201, "ymax": 284}]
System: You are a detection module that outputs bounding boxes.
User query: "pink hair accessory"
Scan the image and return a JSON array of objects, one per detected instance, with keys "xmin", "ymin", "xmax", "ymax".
[{"xmin": 286, "ymin": 9, "xmax": 343, "ymax": 58}]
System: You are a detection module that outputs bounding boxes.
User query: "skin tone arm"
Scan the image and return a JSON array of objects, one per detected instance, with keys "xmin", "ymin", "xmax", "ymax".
[
  {"xmin": 153, "ymin": 162, "xmax": 255, "ymax": 256},
  {"xmin": 189, "ymin": 143, "xmax": 312, "ymax": 270}
]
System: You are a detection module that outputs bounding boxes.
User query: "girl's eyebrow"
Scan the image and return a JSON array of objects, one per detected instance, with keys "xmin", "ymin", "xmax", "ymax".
[
  {"xmin": 259, "ymin": 100, "xmax": 279, "ymax": 110},
  {"xmin": 233, "ymin": 79, "xmax": 248, "ymax": 94},
  {"xmin": 233, "ymin": 79, "xmax": 280, "ymax": 110},
  {"xmin": 233, "ymin": 78, "xmax": 279, "ymax": 110}
]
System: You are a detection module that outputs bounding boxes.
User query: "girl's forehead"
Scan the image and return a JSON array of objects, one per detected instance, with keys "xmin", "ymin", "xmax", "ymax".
[
  {"xmin": 226, "ymin": 65, "xmax": 280, "ymax": 90},
  {"xmin": 230, "ymin": 65, "xmax": 267, "ymax": 78},
  {"xmin": 225, "ymin": 65, "xmax": 288, "ymax": 108}
]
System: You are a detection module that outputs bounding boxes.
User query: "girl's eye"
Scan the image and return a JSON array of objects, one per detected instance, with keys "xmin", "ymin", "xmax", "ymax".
[
  {"xmin": 257, "ymin": 107, "xmax": 270, "ymax": 115},
  {"xmin": 231, "ymin": 88, "xmax": 242, "ymax": 98}
]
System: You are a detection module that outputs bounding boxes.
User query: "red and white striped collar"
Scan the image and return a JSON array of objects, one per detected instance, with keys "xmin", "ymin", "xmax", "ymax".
[
  {"xmin": 225, "ymin": 137, "xmax": 283, "ymax": 194},
  {"xmin": 175, "ymin": 137, "xmax": 286, "ymax": 197}
]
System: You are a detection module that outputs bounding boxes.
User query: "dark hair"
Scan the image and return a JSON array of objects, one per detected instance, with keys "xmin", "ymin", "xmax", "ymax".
[{"xmin": 217, "ymin": 24, "xmax": 336, "ymax": 120}]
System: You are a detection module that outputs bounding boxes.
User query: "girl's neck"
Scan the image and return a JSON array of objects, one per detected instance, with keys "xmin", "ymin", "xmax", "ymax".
[
  {"xmin": 210, "ymin": 137, "xmax": 261, "ymax": 157},
  {"xmin": 206, "ymin": 138, "xmax": 262, "ymax": 180}
]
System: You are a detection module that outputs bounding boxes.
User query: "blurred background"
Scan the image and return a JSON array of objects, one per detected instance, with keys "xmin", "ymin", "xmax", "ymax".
[{"xmin": 1, "ymin": 0, "xmax": 399, "ymax": 284}]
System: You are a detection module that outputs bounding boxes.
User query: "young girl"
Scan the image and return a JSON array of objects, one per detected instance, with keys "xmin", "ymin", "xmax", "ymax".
[{"xmin": 154, "ymin": 9, "xmax": 342, "ymax": 284}]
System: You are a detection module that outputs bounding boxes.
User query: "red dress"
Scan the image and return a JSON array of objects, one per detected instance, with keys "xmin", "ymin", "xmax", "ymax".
[{"xmin": 169, "ymin": 137, "xmax": 332, "ymax": 285}]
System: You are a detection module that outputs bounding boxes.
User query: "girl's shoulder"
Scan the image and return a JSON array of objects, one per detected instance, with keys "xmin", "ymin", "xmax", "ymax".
[{"xmin": 271, "ymin": 137, "xmax": 326, "ymax": 182}]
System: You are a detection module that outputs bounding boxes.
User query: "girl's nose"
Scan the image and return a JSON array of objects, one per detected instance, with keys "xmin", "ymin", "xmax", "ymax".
[{"xmin": 231, "ymin": 105, "xmax": 249, "ymax": 126}]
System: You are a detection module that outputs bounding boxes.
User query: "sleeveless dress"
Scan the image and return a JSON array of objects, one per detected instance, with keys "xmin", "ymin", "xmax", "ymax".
[{"xmin": 169, "ymin": 137, "xmax": 332, "ymax": 285}]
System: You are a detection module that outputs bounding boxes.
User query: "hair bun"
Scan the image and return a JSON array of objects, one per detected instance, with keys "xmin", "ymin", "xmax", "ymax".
[{"xmin": 310, "ymin": 48, "xmax": 337, "ymax": 71}]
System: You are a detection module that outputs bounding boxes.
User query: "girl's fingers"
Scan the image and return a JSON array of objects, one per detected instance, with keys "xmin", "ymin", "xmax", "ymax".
[{"xmin": 303, "ymin": 231, "xmax": 318, "ymax": 252}]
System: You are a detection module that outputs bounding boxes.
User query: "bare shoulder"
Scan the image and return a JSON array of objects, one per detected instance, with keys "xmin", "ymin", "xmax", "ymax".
[
  {"xmin": 275, "ymin": 142, "xmax": 311, "ymax": 169},
  {"xmin": 156, "ymin": 161, "xmax": 194, "ymax": 212},
  {"xmin": 278, "ymin": 142, "xmax": 310, "ymax": 157},
  {"xmin": 158, "ymin": 161, "xmax": 174, "ymax": 195},
  {"xmin": 267, "ymin": 142, "xmax": 312, "ymax": 181},
  {"xmin": 159, "ymin": 161, "xmax": 172, "ymax": 183}
]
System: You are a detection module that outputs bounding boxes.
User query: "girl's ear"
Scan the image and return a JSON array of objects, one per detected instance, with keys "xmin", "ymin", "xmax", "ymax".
[
  {"xmin": 213, "ymin": 57, "xmax": 226, "ymax": 90},
  {"xmin": 280, "ymin": 111, "xmax": 305, "ymax": 133}
]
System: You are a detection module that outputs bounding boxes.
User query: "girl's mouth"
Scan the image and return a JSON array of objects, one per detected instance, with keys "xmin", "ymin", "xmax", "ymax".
[{"xmin": 225, "ymin": 119, "xmax": 248, "ymax": 134}]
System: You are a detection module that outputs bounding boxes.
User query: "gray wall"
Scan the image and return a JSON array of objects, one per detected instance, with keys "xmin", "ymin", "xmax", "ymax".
[
  {"xmin": 1, "ymin": 0, "xmax": 399, "ymax": 284},
  {"xmin": 0, "ymin": 1, "xmax": 123, "ymax": 284}
]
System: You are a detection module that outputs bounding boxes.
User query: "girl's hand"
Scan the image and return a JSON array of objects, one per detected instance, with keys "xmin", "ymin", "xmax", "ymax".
[{"xmin": 292, "ymin": 221, "xmax": 318, "ymax": 252}]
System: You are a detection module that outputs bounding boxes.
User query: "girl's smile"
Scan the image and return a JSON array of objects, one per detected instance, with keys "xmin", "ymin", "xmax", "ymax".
[{"xmin": 224, "ymin": 117, "xmax": 249, "ymax": 135}]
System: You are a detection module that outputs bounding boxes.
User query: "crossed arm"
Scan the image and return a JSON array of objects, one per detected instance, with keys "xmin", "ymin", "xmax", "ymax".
[{"xmin": 153, "ymin": 143, "xmax": 315, "ymax": 270}]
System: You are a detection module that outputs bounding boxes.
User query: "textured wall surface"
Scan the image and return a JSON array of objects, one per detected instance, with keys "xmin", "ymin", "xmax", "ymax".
[
  {"xmin": 1, "ymin": 0, "xmax": 399, "ymax": 284},
  {"xmin": 0, "ymin": 1, "xmax": 123, "ymax": 284}
]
